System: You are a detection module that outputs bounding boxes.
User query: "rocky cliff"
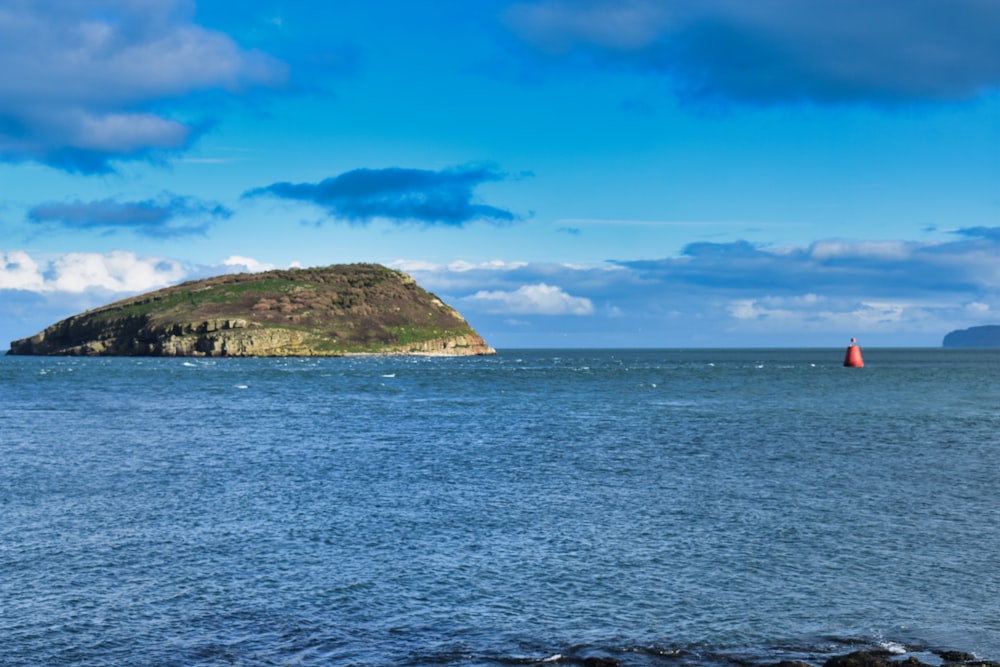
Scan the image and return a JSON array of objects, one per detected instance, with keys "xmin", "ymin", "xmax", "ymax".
[{"xmin": 7, "ymin": 264, "xmax": 495, "ymax": 357}]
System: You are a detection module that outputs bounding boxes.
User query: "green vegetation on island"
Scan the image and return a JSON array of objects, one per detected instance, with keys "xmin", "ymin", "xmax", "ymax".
[{"xmin": 7, "ymin": 263, "xmax": 495, "ymax": 357}]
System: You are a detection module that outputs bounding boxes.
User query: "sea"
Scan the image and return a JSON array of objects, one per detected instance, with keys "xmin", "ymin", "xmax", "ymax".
[{"xmin": 2, "ymin": 348, "xmax": 1000, "ymax": 667}]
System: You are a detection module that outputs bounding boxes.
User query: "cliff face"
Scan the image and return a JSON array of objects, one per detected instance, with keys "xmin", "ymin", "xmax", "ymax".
[{"xmin": 8, "ymin": 264, "xmax": 495, "ymax": 357}]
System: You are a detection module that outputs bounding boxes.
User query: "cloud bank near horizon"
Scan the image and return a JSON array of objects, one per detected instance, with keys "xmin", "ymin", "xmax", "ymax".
[
  {"xmin": 394, "ymin": 228, "xmax": 1000, "ymax": 344},
  {"xmin": 5, "ymin": 228, "xmax": 1000, "ymax": 347},
  {"xmin": 506, "ymin": 0, "xmax": 1000, "ymax": 107},
  {"xmin": 0, "ymin": 0, "xmax": 287, "ymax": 173},
  {"xmin": 245, "ymin": 165, "xmax": 521, "ymax": 226}
]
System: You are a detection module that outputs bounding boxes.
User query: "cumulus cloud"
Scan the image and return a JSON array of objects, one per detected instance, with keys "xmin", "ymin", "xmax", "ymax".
[
  {"xmin": 466, "ymin": 283, "xmax": 594, "ymax": 315},
  {"xmin": 52, "ymin": 252, "xmax": 188, "ymax": 294},
  {"xmin": 220, "ymin": 255, "xmax": 277, "ymax": 273},
  {"xmin": 0, "ymin": 250, "xmax": 316, "ymax": 298},
  {"xmin": 0, "ymin": 0, "xmax": 287, "ymax": 172},
  {"xmin": 244, "ymin": 165, "xmax": 520, "ymax": 226},
  {"xmin": 1, "ymin": 249, "xmax": 187, "ymax": 294},
  {"xmin": 0, "ymin": 250, "xmax": 46, "ymax": 291},
  {"xmin": 0, "ymin": 250, "xmax": 307, "ymax": 299},
  {"xmin": 505, "ymin": 0, "xmax": 1000, "ymax": 106},
  {"xmin": 27, "ymin": 194, "xmax": 232, "ymax": 238}
]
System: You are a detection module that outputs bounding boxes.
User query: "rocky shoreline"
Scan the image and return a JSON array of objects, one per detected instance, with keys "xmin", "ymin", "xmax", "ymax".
[
  {"xmin": 495, "ymin": 645, "xmax": 999, "ymax": 667},
  {"xmin": 771, "ymin": 648, "xmax": 994, "ymax": 667}
]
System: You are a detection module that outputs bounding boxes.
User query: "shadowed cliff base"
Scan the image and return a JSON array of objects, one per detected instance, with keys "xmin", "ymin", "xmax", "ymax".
[{"xmin": 7, "ymin": 263, "xmax": 495, "ymax": 357}]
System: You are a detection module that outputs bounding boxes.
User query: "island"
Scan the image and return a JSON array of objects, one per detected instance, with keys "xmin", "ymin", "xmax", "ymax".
[
  {"xmin": 942, "ymin": 325, "xmax": 1000, "ymax": 348},
  {"xmin": 7, "ymin": 263, "xmax": 495, "ymax": 357}
]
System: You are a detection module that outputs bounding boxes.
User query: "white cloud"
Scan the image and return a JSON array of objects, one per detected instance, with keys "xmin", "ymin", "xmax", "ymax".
[
  {"xmin": 0, "ymin": 250, "xmax": 46, "ymax": 291},
  {"xmin": 0, "ymin": 249, "xmax": 186, "ymax": 294},
  {"xmin": 856, "ymin": 301, "xmax": 906, "ymax": 325},
  {"xmin": 729, "ymin": 299, "xmax": 763, "ymax": 321},
  {"xmin": 71, "ymin": 110, "xmax": 191, "ymax": 154},
  {"xmin": 49, "ymin": 251, "xmax": 187, "ymax": 293},
  {"xmin": 730, "ymin": 293, "xmax": 825, "ymax": 320},
  {"xmin": 389, "ymin": 258, "xmax": 539, "ymax": 294},
  {"xmin": 0, "ymin": 250, "xmax": 311, "ymax": 298},
  {"xmin": 389, "ymin": 259, "xmax": 441, "ymax": 273},
  {"xmin": 390, "ymin": 258, "xmax": 528, "ymax": 274},
  {"xmin": 725, "ymin": 294, "xmax": 959, "ymax": 339},
  {"xmin": 0, "ymin": 0, "xmax": 287, "ymax": 171},
  {"xmin": 221, "ymin": 255, "xmax": 277, "ymax": 273},
  {"xmin": 466, "ymin": 283, "xmax": 594, "ymax": 315},
  {"xmin": 450, "ymin": 259, "xmax": 529, "ymax": 272},
  {"xmin": 810, "ymin": 240, "xmax": 915, "ymax": 261}
]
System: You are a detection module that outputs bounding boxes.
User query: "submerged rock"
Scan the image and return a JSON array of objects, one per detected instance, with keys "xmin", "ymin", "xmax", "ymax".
[
  {"xmin": 939, "ymin": 653, "xmax": 977, "ymax": 663},
  {"xmin": 823, "ymin": 650, "xmax": 895, "ymax": 667},
  {"xmin": 7, "ymin": 263, "xmax": 495, "ymax": 357}
]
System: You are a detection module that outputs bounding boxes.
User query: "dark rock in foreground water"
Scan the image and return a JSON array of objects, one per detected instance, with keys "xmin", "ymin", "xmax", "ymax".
[
  {"xmin": 823, "ymin": 650, "xmax": 896, "ymax": 667},
  {"xmin": 508, "ymin": 646, "xmax": 999, "ymax": 667}
]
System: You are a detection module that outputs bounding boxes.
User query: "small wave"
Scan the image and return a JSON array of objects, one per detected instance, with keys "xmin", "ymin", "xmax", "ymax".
[
  {"xmin": 180, "ymin": 359, "xmax": 218, "ymax": 367},
  {"xmin": 879, "ymin": 640, "xmax": 907, "ymax": 654},
  {"xmin": 382, "ymin": 373, "xmax": 396, "ymax": 378},
  {"xmin": 234, "ymin": 385, "xmax": 249, "ymax": 390}
]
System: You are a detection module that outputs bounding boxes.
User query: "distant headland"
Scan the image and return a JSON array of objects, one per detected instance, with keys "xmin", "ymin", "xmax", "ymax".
[
  {"xmin": 942, "ymin": 325, "xmax": 1000, "ymax": 348},
  {"xmin": 7, "ymin": 263, "xmax": 495, "ymax": 357}
]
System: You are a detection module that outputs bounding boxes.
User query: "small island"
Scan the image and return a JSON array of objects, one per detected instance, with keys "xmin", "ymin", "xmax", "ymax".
[
  {"xmin": 7, "ymin": 263, "xmax": 495, "ymax": 357},
  {"xmin": 942, "ymin": 325, "xmax": 1000, "ymax": 348}
]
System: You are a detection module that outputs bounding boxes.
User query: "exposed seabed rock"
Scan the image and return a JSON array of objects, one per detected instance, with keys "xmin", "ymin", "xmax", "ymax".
[
  {"xmin": 504, "ymin": 646, "xmax": 1000, "ymax": 667},
  {"xmin": 823, "ymin": 649, "xmax": 1000, "ymax": 667}
]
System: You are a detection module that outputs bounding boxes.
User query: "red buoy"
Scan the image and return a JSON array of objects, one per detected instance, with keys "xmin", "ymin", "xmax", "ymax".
[{"xmin": 843, "ymin": 337, "xmax": 864, "ymax": 367}]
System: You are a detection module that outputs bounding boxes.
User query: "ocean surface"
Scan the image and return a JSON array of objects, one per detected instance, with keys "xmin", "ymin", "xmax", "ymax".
[{"xmin": 2, "ymin": 348, "xmax": 1000, "ymax": 667}]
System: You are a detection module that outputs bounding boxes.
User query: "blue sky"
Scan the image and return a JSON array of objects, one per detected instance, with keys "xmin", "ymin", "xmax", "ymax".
[{"xmin": 3, "ymin": 0, "xmax": 1000, "ymax": 349}]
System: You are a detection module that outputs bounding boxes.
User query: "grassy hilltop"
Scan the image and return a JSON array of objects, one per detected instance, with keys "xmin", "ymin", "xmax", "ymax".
[{"xmin": 8, "ymin": 263, "xmax": 495, "ymax": 357}]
